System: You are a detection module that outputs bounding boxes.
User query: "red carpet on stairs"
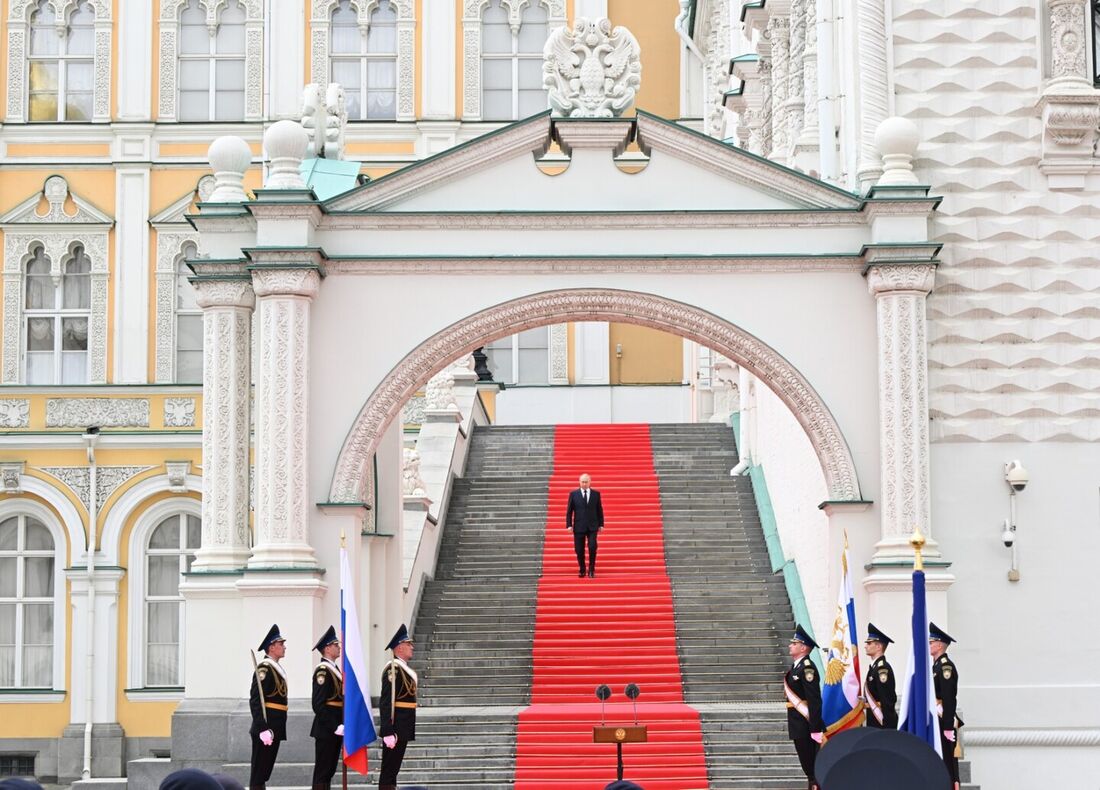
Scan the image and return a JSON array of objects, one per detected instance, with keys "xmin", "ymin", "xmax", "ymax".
[{"xmin": 514, "ymin": 424, "xmax": 709, "ymax": 789}]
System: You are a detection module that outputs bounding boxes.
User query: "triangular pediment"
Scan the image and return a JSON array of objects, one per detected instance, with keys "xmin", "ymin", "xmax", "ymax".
[
  {"xmin": 151, "ymin": 176, "xmax": 215, "ymax": 227},
  {"xmin": 0, "ymin": 175, "xmax": 114, "ymax": 227},
  {"xmin": 324, "ymin": 111, "xmax": 862, "ymax": 215}
]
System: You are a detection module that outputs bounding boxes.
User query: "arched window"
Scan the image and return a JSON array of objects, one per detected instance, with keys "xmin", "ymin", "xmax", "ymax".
[
  {"xmin": 0, "ymin": 515, "xmax": 55, "ymax": 688},
  {"xmin": 178, "ymin": 0, "xmax": 247, "ymax": 121},
  {"xmin": 330, "ymin": 0, "xmax": 398, "ymax": 120},
  {"xmin": 24, "ymin": 244, "xmax": 90, "ymax": 385},
  {"xmin": 145, "ymin": 513, "xmax": 201, "ymax": 687},
  {"xmin": 480, "ymin": 0, "xmax": 549, "ymax": 120},
  {"xmin": 27, "ymin": 0, "xmax": 95, "ymax": 121},
  {"xmin": 175, "ymin": 242, "xmax": 203, "ymax": 383}
]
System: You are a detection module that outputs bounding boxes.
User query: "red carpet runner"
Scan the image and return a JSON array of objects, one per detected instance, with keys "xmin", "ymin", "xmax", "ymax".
[{"xmin": 514, "ymin": 424, "xmax": 709, "ymax": 789}]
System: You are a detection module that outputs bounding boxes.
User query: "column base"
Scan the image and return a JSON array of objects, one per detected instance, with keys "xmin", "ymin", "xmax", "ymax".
[
  {"xmin": 867, "ymin": 534, "xmax": 945, "ymax": 566},
  {"xmin": 246, "ymin": 542, "xmax": 318, "ymax": 568},
  {"xmin": 236, "ymin": 568, "xmax": 328, "ymax": 684},
  {"xmin": 190, "ymin": 545, "xmax": 251, "ymax": 572},
  {"xmin": 862, "ymin": 566, "xmax": 955, "ymax": 645}
]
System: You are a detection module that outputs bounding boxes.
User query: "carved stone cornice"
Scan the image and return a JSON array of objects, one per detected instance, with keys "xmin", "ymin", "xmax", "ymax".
[
  {"xmin": 323, "ymin": 256, "xmax": 865, "ymax": 275},
  {"xmin": 250, "ymin": 267, "xmax": 322, "ymax": 299},
  {"xmin": 329, "ymin": 288, "xmax": 863, "ymax": 505}
]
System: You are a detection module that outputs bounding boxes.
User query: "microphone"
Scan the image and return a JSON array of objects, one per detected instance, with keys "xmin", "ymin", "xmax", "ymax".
[
  {"xmin": 625, "ymin": 683, "xmax": 641, "ymax": 724},
  {"xmin": 595, "ymin": 684, "xmax": 612, "ymax": 725}
]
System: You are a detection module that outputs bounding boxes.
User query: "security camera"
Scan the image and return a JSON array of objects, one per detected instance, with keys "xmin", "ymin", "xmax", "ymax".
[
  {"xmin": 1001, "ymin": 522, "xmax": 1015, "ymax": 548},
  {"xmin": 1004, "ymin": 460, "xmax": 1028, "ymax": 492}
]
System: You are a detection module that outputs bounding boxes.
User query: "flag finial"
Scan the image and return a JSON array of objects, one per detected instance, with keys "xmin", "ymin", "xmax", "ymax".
[
  {"xmin": 340, "ymin": 529, "xmax": 346, "ymax": 549},
  {"xmin": 910, "ymin": 526, "xmax": 925, "ymax": 571}
]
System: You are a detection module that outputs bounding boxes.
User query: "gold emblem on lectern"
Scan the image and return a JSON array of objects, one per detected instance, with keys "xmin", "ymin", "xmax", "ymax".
[{"xmin": 615, "ymin": 728, "xmax": 626, "ymax": 741}]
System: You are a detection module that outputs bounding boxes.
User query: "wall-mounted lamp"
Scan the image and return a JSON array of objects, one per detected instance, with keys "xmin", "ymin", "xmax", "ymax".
[{"xmin": 1002, "ymin": 460, "xmax": 1028, "ymax": 582}]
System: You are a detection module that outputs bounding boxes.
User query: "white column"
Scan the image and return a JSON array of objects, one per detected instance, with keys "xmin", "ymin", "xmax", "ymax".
[
  {"xmin": 784, "ymin": 0, "xmax": 806, "ymax": 157},
  {"xmin": 794, "ymin": 0, "xmax": 820, "ymax": 167},
  {"xmin": 269, "ymin": 0, "xmax": 306, "ymax": 119},
  {"xmin": 67, "ymin": 568, "xmax": 124, "ymax": 723},
  {"xmin": 250, "ymin": 268, "xmax": 321, "ymax": 568},
  {"xmin": 766, "ymin": 14, "xmax": 790, "ymax": 163},
  {"xmin": 113, "ymin": 167, "xmax": 151, "ymax": 383},
  {"xmin": 190, "ymin": 277, "xmax": 255, "ymax": 571},
  {"xmin": 422, "ymin": 0, "xmax": 457, "ymax": 119},
  {"xmin": 866, "ymin": 263, "xmax": 937, "ymax": 561},
  {"xmin": 117, "ymin": 1, "xmax": 152, "ymax": 120},
  {"xmin": 855, "ymin": 0, "xmax": 889, "ymax": 188}
]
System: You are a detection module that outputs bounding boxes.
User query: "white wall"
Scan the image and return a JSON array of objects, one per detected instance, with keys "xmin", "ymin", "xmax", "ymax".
[
  {"xmin": 931, "ymin": 442, "xmax": 1100, "ymax": 789},
  {"xmin": 750, "ymin": 378, "xmax": 833, "ymax": 637},
  {"xmin": 493, "ymin": 385, "xmax": 692, "ymax": 424}
]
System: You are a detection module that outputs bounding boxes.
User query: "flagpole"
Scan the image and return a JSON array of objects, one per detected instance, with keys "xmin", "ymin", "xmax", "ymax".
[
  {"xmin": 911, "ymin": 525, "xmax": 925, "ymax": 570},
  {"xmin": 340, "ymin": 530, "xmax": 348, "ymax": 790}
]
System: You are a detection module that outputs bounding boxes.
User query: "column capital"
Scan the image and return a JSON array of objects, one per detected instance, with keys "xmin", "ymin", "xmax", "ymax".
[
  {"xmin": 189, "ymin": 260, "xmax": 256, "ymax": 310},
  {"xmin": 865, "ymin": 262, "xmax": 937, "ymax": 296},
  {"xmin": 250, "ymin": 265, "xmax": 322, "ymax": 299}
]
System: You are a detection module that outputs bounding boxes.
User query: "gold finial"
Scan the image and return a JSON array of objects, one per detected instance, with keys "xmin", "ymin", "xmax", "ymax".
[
  {"xmin": 910, "ymin": 526, "xmax": 925, "ymax": 571},
  {"xmin": 340, "ymin": 529, "xmax": 346, "ymax": 549}
]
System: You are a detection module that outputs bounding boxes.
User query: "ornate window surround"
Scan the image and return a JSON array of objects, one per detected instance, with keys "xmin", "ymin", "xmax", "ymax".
[
  {"xmin": 0, "ymin": 498, "xmax": 67, "ymax": 695},
  {"xmin": 125, "ymin": 496, "xmax": 201, "ymax": 695},
  {"xmin": 158, "ymin": 0, "xmax": 264, "ymax": 122},
  {"xmin": 461, "ymin": 0, "xmax": 565, "ymax": 121},
  {"xmin": 309, "ymin": 0, "xmax": 416, "ymax": 122},
  {"xmin": 0, "ymin": 176, "xmax": 112, "ymax": 385},
  {"xmin": 5, "ymin": 0, "xmax": 112, "ymax": 123},
  {"xmin": 150, "ymin": 177, "xmax": 212, "ymax": 384}
]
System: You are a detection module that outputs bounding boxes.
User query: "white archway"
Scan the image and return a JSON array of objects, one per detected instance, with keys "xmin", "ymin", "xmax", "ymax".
[{"xmin": 328, "ymin": 288, "xmax": 863, "ymax": 504}]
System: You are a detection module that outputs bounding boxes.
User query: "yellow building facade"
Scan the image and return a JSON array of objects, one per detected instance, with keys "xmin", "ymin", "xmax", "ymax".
[{"xmin": 0, "ymin": 0, "xmax": 697, "ymax": 781}]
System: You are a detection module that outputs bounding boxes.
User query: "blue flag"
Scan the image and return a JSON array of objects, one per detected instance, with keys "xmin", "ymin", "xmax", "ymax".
[
  {"xmin": 897, "ymin": 569, "xmax": 941, "ymax": 755},
  {"xmin": 341, "ymin": 547, "xmax": 378, "ymax": 773}
]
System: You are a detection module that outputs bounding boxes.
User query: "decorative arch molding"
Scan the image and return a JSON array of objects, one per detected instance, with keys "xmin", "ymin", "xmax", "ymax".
[
  {"xmin": 124, "ymin": 494, "xmax": 202, "ymax": 692},
  {"xmin": 329, "ymin": 288, "xmax": 862, "ymax": 503},
  {"xmin": 309, "ymin": 0, "xmax": 416, "ymax": 121},
  {"xmin": 461, "ymin": 0, "xmax": 566, "ymax": 121},
  {"xmin": 0, "ymin": 175, "xmax": 113, "ymax": 385},
  {"xmin": 4, "ymin": 473, "xmax": 88, "ymax": 560},
  {"xmin": 0, "ymin": 494, "xmax": 72, "ymax": 691},
  {"xmin": 5, "ymin": 0, "xmax": 112, "ymax": 123},
  {"xmin": 157, "ymin": 0, "xmax": 264, "ymax": 122},
  {"xmin": 100, "ymin": 472, "xmax": 203, "ymax": 567}
]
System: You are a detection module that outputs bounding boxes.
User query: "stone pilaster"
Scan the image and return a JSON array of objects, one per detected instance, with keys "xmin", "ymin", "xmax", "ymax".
[
  {"xmin": 249, "ymin": 266, "xmax": 321, "ymax": 568},
  {"xmin": 794, "ymin": 0, "xmax": 820, "ymax": 165},
  {"xmin": 785, "ymin": 0, "xmax": 806, "ymax": 158},
  {"xmin": 866, "ymin": 263, "xmax": 938, "ymax": 562},
  {"xmin": 190, "ymin": 270, "xmax": 254, "ymax": 571}
]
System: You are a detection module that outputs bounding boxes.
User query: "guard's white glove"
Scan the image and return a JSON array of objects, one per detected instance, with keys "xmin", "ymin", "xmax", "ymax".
[
  {"xmin": 334, "ymin": 724, "xmax": 344, "ymax": 736},
  {"xmin": 944, "ymin": 729, "xmax": 956, "ymax": 743},
  {"xmin": 259, "ymin": 729, "xmax": 274, "ymax": 746},
  {"xmin": 810, "ymin": 732, "xmax": 824, "ymax": 744},
  {"xmin": 382, "ymin": 734, "xmax": 398, "ymax": 749}
]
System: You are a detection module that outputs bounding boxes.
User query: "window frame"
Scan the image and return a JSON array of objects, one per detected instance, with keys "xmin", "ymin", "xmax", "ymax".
[
  {"xmin": 479, "ymin": 0, "xmax": 548, "ymax": 121},
  {"xmin": 5, "ymin": 0, "xmax": 112, "ymax": 124},
  {"xmin": 462, "ymin": 0, "xmax": 564, "ymax": 121},
  {"xmin": 22, "ymin": 243, "xmax": 92, "ymax": 386},
  {"xmin": 126, "ymin": 497, "xmax": 201, "ymax": 694},
  {"xmin": 176, "ymin": 0, "xmax": 247, "ymax": 122},
  {"xmin": 173, "ymin": 242, "xmax": 203, "ymax": 384},
  {"xmin": 310, "ymin": 0, "xmax": 415, "ymax": 122},
  {"xmin": 484, "ymin": 326, "xmax": 551, "ymax": 385},
  {"xmin": 329, "ymin": 0, "xmax": 399, "ymax": 121},
  {"xmin": 0, "ymin": 502, "xmax": 65, "ymax": 694},
  {"xmin": 26, "ymin": 0, "xmax": 96, "ymax": 122},
  {"xmin": 143, "ymin": 512, "xmax": 200, "ymax": 688}
]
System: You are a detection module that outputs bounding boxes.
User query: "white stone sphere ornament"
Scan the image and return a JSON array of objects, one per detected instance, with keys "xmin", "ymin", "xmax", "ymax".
[
  {"xmin": 264, "ymin": 120, "xmax": 309, "ymax": 190},
  {"xmin": 206, "ymin": 136, "xmax": 252, "ymax": 202},
  {"xmin": 874, "ymin": 116, "xmax": 921, "ymax": 186}
]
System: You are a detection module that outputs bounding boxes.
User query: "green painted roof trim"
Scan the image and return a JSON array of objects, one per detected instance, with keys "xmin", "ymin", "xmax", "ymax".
[
  {"xmin": 740, "ymin": 0, "xmax": 766, "ymax": 22},
  {"xmin": 322, "ymin": 252, "xmax": 865, "ymax": 261}
]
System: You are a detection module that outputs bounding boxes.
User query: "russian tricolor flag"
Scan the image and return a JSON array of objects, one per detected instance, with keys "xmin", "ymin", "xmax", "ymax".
[
  {"xmin": 898, "ymin": 568, "xmax": 942, "ymax": 755},
  {"xmin": 341, "ymin": 547, "xmax": 378, "ymax": 774},
  {"xmin": 822, "ymin": 539, "xmax": 863, "ymax": 734}
]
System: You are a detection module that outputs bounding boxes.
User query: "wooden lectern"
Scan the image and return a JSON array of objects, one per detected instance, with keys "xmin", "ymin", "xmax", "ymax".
[{"xmin": 593, "ymin": 725, "xmax": 648, "ymax": 781}]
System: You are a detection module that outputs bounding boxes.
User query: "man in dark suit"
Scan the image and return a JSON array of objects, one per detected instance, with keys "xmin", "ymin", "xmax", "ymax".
[
  {"xmin": 862, "ymin": 622, "xmax": 897, "ymax": 729},
  {"xmin": 379, "ymin": 624, "xmax": 417, "ymax": 790},
  {"xmin": 310, "ymin": 625, "xmax": 344, "ymax": 790},
  {"xmin": 566, "ymin": 473, "xmax": 604, "ymax": 578},
  {"xmin": 784, "ymin": 624, "xmax": 824, "ymax": 790},
  {"xmin": 930, "ymin": 622, "xmax": 962, "ymax": 790},
  {"xmin": 249, "ymin": 624, "xmax": 288, "ymax": 790}
]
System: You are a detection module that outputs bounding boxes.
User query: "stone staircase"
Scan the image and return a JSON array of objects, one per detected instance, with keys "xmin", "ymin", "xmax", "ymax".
[{"xmin": 650, "ymin": 423, "xmax": 804, "ymax": 789}]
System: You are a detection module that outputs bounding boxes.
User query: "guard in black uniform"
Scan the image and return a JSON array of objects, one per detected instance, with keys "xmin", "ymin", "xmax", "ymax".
[
  {"xmin": 862, "ymin": 622, "xmax": 897, "ymax": 729},
  {"xmin": 930, "ymin": 622, "xmax": 963, "ymax": 790},
  {"xmin": 378, "ymin": 624, "xmax": 417, "ymax": 790},
  {"xmin": 784, "ymin": 624, "xmax": 825, "ymax": 790},
  {"xmin": 311, "ymin": 625, "xmax": 344, "ymax": 790},
  {"xmin": 249, "ymin": 624, "xmax": 289, "ymax": 790}
]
